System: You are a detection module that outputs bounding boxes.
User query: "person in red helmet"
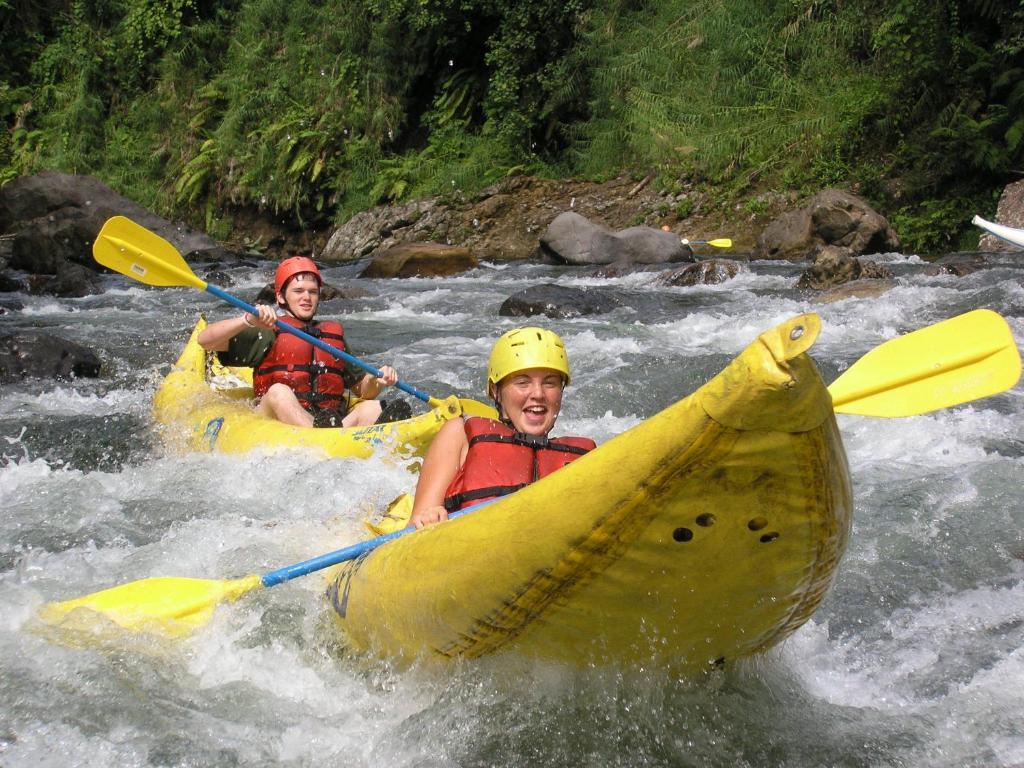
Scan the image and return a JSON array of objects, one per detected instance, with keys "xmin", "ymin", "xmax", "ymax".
[{"xmin": 198, "ymin": 256, "xmax": 410, "ymax": 428}]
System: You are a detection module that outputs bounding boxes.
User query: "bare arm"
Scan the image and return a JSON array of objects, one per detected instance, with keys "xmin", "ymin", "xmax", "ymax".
[
  {"xmin": 410, "ymin": 418, "xmax": 469, "ymax": 529},
  {"xmin": 351, "ymin": 366, "xmax": 399, "ymax": 400},
  {"xmin": 197, "ymin": 304, "xmax": 276, "ymax": 351}
]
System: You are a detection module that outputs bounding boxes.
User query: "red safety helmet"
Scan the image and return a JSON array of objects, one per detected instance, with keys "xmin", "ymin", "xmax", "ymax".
[{"xmin": 274, "ymin": 256, "xmax": 322, "ymax": 295}]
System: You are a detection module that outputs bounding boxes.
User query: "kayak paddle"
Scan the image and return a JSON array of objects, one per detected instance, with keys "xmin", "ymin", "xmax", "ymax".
[
  {"xmin": 35, "ymin": 311, "xmax": 1020, "ymax": 639},
  {"xmin": 92, "ymin": 215, "xmax": 496, "ymax": 418},
  {"xmin": 827, "ymin": 309, "xmax": 1021, "ymax": 417},
  {"xmin": 681, "ymin": 237, "xmax": 732, "ymax": 248},
  {"xmin": 37, "ymin": 503, "xmax": 480, "ymax": 639}
]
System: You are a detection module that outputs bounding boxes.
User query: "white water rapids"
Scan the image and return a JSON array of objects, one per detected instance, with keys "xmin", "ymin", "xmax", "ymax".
[{"xmin": 1, "ymin": 252, "xmax": 1022, "ymax": 767}]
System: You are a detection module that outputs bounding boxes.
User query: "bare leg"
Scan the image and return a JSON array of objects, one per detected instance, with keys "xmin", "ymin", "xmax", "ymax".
[
  {"xmin": 342, "ymin": 400, "xmax": 383, "ymax": 427},
  {"xmin": 255, "ymin": 383, "xmax": 315, "ymax": 427}
]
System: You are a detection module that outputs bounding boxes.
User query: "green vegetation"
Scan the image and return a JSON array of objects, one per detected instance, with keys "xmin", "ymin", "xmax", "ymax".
[{"xmin": 1, "ymin": 0, "xmax": 1022, "ymax": 252}]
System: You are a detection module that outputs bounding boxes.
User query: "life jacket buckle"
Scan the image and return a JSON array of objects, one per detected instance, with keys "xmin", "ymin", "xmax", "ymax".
[{"xmin": 514, "ymin": 432, "xmax": 550, "ymax": 449}]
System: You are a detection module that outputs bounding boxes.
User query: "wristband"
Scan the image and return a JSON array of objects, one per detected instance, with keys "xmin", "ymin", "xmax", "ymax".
[{"xmin": 242, "ymin": 313, "xmax": 255, "ymax": 328}]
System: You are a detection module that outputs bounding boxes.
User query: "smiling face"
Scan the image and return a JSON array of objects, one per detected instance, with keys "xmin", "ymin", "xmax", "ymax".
[
  {"xmin": 493, "ymin": 367, "xmax": 565, "ymax": 436},
  {"xmin": 277, "ymin": 273, "xmax": 320, "ymax": 321}
]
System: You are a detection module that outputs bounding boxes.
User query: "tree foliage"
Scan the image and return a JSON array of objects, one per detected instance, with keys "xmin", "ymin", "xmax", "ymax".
[{"xmin": 1, "ymin": 0, "xmax": 1023, "ymax": 250}]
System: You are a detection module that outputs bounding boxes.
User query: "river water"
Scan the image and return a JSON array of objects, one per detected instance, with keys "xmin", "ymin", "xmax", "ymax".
[{"xmin": 1, "ymin": 251, "xmax": 1022, "ymax": 767}]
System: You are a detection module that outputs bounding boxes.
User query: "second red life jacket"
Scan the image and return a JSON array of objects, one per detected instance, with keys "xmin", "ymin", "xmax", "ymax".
[
  {"xmin": 252, "ymin": 317, "xmax": 348, "ymax": 410},
  {"xmin": 443, "ymin": 417, "xmax": 596, "ymax": 512}
]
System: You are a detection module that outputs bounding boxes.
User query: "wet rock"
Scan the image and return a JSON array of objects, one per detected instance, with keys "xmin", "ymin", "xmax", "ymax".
[
  {"xmin": 359, "ymin": 242, "xmax": 477, "ymax": 278},
  {"xmin": 26, "ymin": 262, "xmax": 102, "ymax": 297},
  {"xmin": 978, "ymin": 180, "xmax": 1024, "ymax": 251},
  {"xmin": 924, "ymin": 252, "xmax": 989, "ymax": 277},
  {"xmin": 924, "ymin": 263, "xmax": 982, "ymax": 277},
  {"xmin": 323, "ymin": 198, "xmax": 447, "ymax": 262},
  {"xmin": 499, "ymin": 283, "xmax": 621, "ymax": 319},
  {"xmin": 0, "ymin": 295, "xmax": 24, "ymax": 313},
  {"xmin": 657, "ymin": 259, "xmax": 741, "ymax": 286},
  {"xmin": 796, "ymin": 245, "xmax": 894, "ymax": 290},
  {"xmin": 811, "ymin": 279, "xmax": 897, "ymax": 303},
  {"xmin": 0, "ymin": 171, "xmax": 217, "ymax": 254},
  {"xmin": 589, "ymin": 263, "xmax": 653, "ymax": 278},
  {"xmin": 0, "ymin": 271, "xmax": 24, "ymax": 293},
  {"xmin": 598, "ymin": 225, "xmax": 692, "ymax": 265},
  {"xmin": 755, "ymin": 189, "xmax": 900, "ymax": 261},
  {"xmin": 202, "ymin": 268, "xmax": 239, "ymax": 286},
  {"xmin": 0, "ymin": 171, "xmax": 220, "ymax": 296},
  {"xmin": 541, "ymin": 212, "xmax": 692, "ymax": 266},
  {"xmin": 6, "ymin": 209, "xmax": 103, "ymax": 296},
  {"xmin": 0, "ymin": 332, "xmax": 102, "ymax": 383},
  {"xmin": 540, "ymin": 212, "xmax": 609, "ymax": 264}
]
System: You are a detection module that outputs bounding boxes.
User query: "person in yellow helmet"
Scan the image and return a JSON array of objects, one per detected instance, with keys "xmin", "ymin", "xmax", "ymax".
[
  {"xmin": 197, "ymin": 256, "xmax": 409, "ymax": 428},
  {"xmin": 410, "ymin": 327, "xmax": 596, "ymax": 528}
]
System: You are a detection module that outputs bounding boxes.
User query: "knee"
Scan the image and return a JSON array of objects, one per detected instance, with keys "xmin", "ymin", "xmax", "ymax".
[
  {"xmin": 346, "ymin": 399, "xmax": 382, "ymax": 427},
  {"xmin": 264, "ymin": 383, "xmax": 296, "ymax": 404}
]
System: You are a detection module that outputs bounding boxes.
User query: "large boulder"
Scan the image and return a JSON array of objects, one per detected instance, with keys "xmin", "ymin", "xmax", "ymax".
[
  {"xmin": 977, "ymin": 180, "xmax": 1024, "ymax": 251},
  {"xmin": 0, "ymin": 172, "xmax": 223, "ymax": 296},
  {"xmin": 359, "ymin": 242, "xmax": 478, "ymax": 278},
  {"xmin": 755, "ymin": 189, "xmax": 900, "ymax": 261},
  {"xmin": 0, "ymin": 332, "xmax": 102, "ymax": 383},
  {"xmin": 541, "ymin": 212, "xmax": 692, "ymax": 266},
  {"xmin": 323, "ymin": 199, "xmax": 447, "ymax": 262},
  {"xmin": 539, "ymin": 212, "xmax": 609, "ymax": 264},
  {"xmin": 594, "ymin": 225, "xmax": 690, "ymax": 265}
]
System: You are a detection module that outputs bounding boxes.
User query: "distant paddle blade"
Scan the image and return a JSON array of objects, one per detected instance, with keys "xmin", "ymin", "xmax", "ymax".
[
  {"xmin": 93, "ymin": 216, "xmax": 206, "ymax": 289},
  {"xmin": 708, "ymin": 238, "xmax": 733, "ymax": 248},
  {"xmin": 37, "ymin": 575, "xmax": 262, "ymax": 638},
  {"xmin": 828, "ymin": 310, "xmax": 1022, "ymax": 417}
]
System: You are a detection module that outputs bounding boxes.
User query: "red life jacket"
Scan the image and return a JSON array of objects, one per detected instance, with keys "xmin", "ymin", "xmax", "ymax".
[
  {"xmin": 252, "ymin": 317, "xmax": 348, "ymax": 410},
  {"xmin": 443, "ymin": 417, "xmax": 596, "ymax": 512}
]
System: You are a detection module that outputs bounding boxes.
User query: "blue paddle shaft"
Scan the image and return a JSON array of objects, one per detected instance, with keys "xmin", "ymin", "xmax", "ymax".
[
  {"xmin": 204, "ymin": 283, "xmax": 431, "ymax": 403},
  {"xmin": 259, "ymin": 505, "xmax": 479, "ymax": 587}
]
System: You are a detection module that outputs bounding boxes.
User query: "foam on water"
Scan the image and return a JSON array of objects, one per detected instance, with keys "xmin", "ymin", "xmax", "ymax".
[
  {"xmin": 0, "ymin": 385, "xmax": 149, "ymax": 418},
  {"xmin": 647, "ymin": 304, "xmax": 809, "ymax": 355},
  {"xmin": 840, "ymin": 406, "xmax": 1009, "ymax": 470},
  {"xmin": 361, "ymin": 301, "xmax": 475, "ymax": 325},
  {"xmin": 2, "ymin": 255, "xmax": 1022, "ymax": 767},
  {"xmin": 782, "ymin": 573, "xmax": 1024, "ymax": 766}
]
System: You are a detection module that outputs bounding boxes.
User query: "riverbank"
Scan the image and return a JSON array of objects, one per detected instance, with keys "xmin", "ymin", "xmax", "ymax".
[{"xmin": 221, "ymin": 173, "xmax": 771, "ymax": 264}]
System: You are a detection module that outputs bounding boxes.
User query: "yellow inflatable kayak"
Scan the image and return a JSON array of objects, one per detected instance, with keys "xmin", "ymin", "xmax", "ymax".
[
  {"xmin": 152, "ymin": 319, "xmax": 464, "ymax": 458},
  {"xmin": 327, "ymin": 314, "xmax": 853, "ymax": 671}
]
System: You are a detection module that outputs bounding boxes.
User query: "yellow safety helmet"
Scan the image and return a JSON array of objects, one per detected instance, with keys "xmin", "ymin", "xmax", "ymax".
[{"xmin": 486, "ymin": 327, "xmax": 571, "ymax": 395}]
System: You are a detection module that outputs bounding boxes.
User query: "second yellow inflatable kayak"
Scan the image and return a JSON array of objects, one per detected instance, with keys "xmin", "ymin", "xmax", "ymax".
[
  {"xmin": 327, "ymin": 314, "xmax": 853, "ymax": 671},
  {"xmin": 152, "ymin": 319, "xmax": 465, "ymax": 459}
]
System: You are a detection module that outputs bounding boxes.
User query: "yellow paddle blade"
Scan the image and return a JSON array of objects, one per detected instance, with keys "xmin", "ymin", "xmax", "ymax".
[
  {"xmin": 37, "ymin": 575, "xmax": 262, "ymax": 639},
  {"xmin": 93, "ymin": 216, "xmax": 207, "ymax": 289},
  {"xmin": 681, "ymin": 237, "xmax": 732, "ymax": 248},
  {"xmin": 364, "ymin": 492, "xmax": 414, "ymax": 536},
  {"xmin": 828, "ymin": 309, "xmax": 1022, "ymax": 417}
]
